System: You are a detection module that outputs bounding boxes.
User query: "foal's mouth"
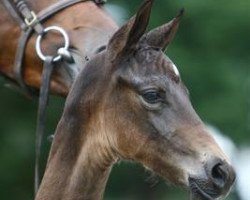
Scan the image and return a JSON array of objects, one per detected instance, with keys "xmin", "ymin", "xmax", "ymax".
[{"xmin": 189, "ymin": 177, "xmax": 217, "ymax": 200}]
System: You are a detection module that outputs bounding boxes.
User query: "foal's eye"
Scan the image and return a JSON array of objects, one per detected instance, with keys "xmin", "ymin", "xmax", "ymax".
[
  {"xmin": 142, "ymin": 90, "xmax": 163, "ymax": 104},
  {"xmin": 140, "ymin": 90, "xmax": 164, "ymax": 110}
]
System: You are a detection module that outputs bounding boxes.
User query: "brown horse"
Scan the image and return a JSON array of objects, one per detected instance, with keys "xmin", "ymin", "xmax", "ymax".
[
  {"xmin": 0, "ymin": 0, "xmax": 118, "ymax": 96},
  {"xmin": 35, "ymin": 1, "xmax": 235, "ymax": 200}
]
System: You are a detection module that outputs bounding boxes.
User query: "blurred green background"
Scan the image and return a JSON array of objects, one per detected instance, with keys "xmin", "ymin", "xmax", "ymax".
[{"xmin": 0, "ymin": 0, "xmax": 249, "ymax": 199}]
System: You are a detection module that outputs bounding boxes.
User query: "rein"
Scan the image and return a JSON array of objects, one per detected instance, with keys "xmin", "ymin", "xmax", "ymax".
[{"xmin": 1, "ymin": 0, "xmax": 107, "ymax": 194}]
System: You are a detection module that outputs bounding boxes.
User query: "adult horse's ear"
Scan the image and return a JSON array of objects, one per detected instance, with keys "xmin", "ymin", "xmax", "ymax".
[
  {"xmin": 107, "ymin": 0, "xmax": 153, "ymax": 62},
  {"xmin": 141, "ymin": 9, "xmax": 184, "ymax": 51}
]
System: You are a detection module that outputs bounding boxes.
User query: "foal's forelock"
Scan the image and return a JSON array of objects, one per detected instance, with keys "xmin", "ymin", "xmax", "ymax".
[{"xmin": 123, "ymin": 48, "xmax": 181, "ymax": 86}]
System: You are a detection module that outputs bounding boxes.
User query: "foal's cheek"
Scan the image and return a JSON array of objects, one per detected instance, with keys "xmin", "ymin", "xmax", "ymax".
[{"xmin": 118, "ymin": 125, "xmax": 152, "ymax": 159}]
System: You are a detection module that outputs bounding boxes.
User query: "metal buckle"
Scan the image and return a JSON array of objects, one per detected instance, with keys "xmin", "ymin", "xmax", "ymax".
[{"xmin": 24, "ymin": 11, "xmax": 38, "ymax": 27}]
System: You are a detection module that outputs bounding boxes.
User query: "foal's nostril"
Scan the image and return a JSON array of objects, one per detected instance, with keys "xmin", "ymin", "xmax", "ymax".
[
  {"xmin": 206, "ymin": 159, "xmax": 236, "ymax": 191},
  {"xmin": 211, "ymin": 163, "xmax": 227, "ymax": 188}
]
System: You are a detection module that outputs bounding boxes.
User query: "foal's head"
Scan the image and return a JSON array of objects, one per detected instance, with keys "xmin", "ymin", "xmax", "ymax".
[{"xmin": 68, "ymin": 0, "xmax": 235, "ymax": 199}]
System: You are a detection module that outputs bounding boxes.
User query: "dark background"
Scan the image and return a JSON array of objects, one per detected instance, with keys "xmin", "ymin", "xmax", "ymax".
[{"xmin": 0, "ymin": 0, "xmax": 249, "ymax": 199}]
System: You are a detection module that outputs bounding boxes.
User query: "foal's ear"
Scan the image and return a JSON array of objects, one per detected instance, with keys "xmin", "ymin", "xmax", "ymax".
[
  {"xmin": 107, "ymin": 0, "xmax": 153, "ymax": 62},
  {"xmin": 141, "ymin": 9, "xmax": 184, "ymax": 51}
]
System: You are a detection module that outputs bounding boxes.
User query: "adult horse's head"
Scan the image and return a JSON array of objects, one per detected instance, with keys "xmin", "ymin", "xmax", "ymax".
[
  {"xmin": 0, "ymin": 0, "xmax": 118, "ymax": 96},
  {"xmin": 65, "ymin": 0, "xmax": 235, "ymax": 199}
]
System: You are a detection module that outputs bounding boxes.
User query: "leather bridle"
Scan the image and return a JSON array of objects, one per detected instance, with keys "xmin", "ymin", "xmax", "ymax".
[{"xmin": 1, "ymin": 0, "xmax": 107, "ymax": 195}]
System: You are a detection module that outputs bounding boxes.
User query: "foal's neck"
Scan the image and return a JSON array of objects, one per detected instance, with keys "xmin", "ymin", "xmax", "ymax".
[{"xmin": 35, "ymin": 118, "xmax": 115, "ymax": 200}]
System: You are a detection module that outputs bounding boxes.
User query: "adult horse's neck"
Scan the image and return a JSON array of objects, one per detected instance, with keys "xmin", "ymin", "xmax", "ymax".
[{"xmin": 35, "ymin": 107, "xmax": 116, "ymax": 200}]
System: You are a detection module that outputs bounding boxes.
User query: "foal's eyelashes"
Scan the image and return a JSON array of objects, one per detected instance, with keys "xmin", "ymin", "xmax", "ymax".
[{"xmin": 95, "ymin": 45, "xmax": 107, "ymax": 54}]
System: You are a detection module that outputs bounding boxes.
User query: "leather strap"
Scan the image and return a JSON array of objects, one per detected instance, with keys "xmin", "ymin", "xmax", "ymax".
[
  {"xmin": 35, "ymin": 57, "xmax": 54, "ymax": 193},
  {"xmin": 2, "ymin": 0, "xmax": 26, "ymax": 29},
  {"xmin": 14, "ymin": 30, "xmax": 33, "ymax": 96},
  {"xmin": 14, "ymin": 0, "xmax": 44, "ymax": 34}
]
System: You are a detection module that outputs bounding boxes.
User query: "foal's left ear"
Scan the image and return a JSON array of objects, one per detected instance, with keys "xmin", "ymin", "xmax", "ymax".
[
  {"xmin": 107, "ymin": 0, "xmax": 153, "ymax": 62},
  {"xmin": 140, "ymin": 9, "xmax": 184, "ymax": 51}
]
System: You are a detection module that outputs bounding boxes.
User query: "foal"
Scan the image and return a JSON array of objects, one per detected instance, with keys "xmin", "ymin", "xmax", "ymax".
[{"xmin": 36, "ymin": 1, "xmax": 235, "ymax": 199}]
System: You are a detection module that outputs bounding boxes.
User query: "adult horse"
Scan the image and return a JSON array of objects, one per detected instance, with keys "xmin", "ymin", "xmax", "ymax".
[
  {"xmin": 35, "ymin": 0, "xmax": 235, "ymax": 200},
  {"xmin": 0, "ymin": 0, "xmax": 118, "ymax": 96}
]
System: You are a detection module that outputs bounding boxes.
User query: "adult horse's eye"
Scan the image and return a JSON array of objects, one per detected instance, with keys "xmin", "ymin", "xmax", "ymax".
[{"xmin": 142, "ymin": 91, "xmax": 162, "ymax": 104}]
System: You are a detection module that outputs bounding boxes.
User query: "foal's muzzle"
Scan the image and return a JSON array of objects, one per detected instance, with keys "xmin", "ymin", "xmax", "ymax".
[{"xmin": 189, "ymin": 158, "xmax": 236, "ymax": 200}]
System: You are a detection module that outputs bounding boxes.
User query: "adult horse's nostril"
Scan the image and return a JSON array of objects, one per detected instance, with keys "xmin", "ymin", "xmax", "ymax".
[{"xmin": 207, "ymin": 159, "xmax": 236, "ymax": 191}]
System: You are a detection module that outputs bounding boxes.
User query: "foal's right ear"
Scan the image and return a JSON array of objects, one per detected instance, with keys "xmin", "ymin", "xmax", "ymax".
[
  {"xmin": 107, "ymin": 0, "xmax": 153, "ymax": 62},
  {"xmin": 140, "ymin": 9, "xmax": 183, "ymax": 51}
]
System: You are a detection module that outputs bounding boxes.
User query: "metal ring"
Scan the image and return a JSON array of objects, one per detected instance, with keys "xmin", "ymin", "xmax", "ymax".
[{"xmin": 36, "ymin": 26, "xmax": 69, "ymax": 62}]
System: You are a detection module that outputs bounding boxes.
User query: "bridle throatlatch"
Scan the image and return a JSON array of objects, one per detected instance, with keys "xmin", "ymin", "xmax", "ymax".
[{"xmin": 1, "ymin": 0, "xmax": 107, "ymax": 195}]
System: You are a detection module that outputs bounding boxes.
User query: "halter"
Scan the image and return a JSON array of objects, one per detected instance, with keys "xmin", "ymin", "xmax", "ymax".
[{"xmin": 1, "ymin": 0, "xmax": 107, "ymax": 194}]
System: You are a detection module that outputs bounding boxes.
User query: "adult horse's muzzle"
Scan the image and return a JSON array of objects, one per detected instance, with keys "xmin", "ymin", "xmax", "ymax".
[{"xmin": 188, "ymin": 158, "xmax": 236, "ymax": 200}]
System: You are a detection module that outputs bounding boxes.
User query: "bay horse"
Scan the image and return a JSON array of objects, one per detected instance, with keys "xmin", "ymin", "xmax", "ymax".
[
  {"xmin": 35, "ymin": 0, "xmax": 235, "ymax": 200},
  {"xmin": 0, "ymin": 0, "xmax": 118, "ymax": 96}
]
